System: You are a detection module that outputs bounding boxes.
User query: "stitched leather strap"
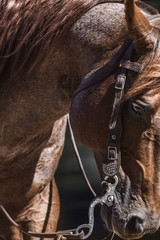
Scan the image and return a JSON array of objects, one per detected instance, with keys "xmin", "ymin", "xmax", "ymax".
[
  {"xmin": 103, "ymin": 42, "xmax": 135, "ymax": 177},
  {"xmin": 73, "ymin": 39, "xmax": 133, "ymax": 97},
  {"xmin": 103, "ymin": 74, "xmax": 126, "ymax": 176}
]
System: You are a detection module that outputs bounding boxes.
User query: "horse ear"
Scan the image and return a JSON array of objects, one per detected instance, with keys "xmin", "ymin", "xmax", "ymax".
[{"xmin": 125, "ymin": 0, "xmax": 154, "ymax": 54}]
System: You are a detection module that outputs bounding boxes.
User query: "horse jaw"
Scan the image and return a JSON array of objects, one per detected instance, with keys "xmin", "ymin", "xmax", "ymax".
[{"xmin": 125, "ymin": 0, "xmax": 155, "ymax": 54}]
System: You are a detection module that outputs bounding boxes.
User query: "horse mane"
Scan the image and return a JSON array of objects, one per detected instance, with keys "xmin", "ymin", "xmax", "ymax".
[
  {"xmin": 0, "ymin": 0, "xmax": 158, "ymax": 80},
  {"xmin": 0, "ymin": 0, "xmax": 108, "ymax": 80}
]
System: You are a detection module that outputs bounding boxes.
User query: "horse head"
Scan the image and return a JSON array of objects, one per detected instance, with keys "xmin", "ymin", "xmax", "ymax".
[{"xmin": 70, "ymin": 0, "xmax": 160, "ymax": 239}]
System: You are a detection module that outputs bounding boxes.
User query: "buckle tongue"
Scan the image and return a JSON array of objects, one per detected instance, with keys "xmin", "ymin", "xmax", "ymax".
[{"xmin": 115, "ymin": 74, "xmax": 126, "ymax": 90}]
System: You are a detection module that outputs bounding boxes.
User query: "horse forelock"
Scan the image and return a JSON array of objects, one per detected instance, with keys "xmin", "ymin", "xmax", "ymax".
[
  {"xmin": 124, "ymin": 31, "xmax": 160, "ymax": 101},
  {"xmin": 0, "ymin": 0, "xmax": 109, "ymax": 80}
]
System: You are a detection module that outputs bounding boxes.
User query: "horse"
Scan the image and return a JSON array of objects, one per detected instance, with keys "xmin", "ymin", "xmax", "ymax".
[
  {"xmin": 70, "ymin": 0, "xmax": 160, "ymax": 239},
  {"xmin": 0, "ymin": 0, "xmax": 159, "ymax": 239}
]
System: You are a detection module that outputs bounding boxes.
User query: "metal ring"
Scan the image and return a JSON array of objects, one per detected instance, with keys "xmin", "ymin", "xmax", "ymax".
[{"xmin": 75, "ymin": 224, "xmax": 92, "ymax": 239}]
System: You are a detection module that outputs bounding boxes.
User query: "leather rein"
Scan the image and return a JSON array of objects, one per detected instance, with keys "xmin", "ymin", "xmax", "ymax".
[{"xmin": 0, "ymin": 39, "xmax": 140, "ymax": 240}]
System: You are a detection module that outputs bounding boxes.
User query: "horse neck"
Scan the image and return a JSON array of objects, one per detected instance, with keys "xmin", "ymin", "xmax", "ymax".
[
  {"xmin": 65, "ymin": 3, "xmax": 128, "ymax": 87},
  {"xmin": 0, "ymin": 2, "xmax": 145, "ymax": 153},
  {"xmin": 66, "ymin": 0, "xmax": 157, "ymax": 86},
  {"xmin": 69, "ymin": 2, "xmax": 158, "ymax": 154},
  {"xmin": 0, "ymin": 2, "xmax": 142, "ymax": 145}
]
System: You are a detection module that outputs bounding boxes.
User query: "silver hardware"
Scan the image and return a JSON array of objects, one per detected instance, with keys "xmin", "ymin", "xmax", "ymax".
[
  {"xmin": 101, "ymin": 175, "xmax": 118, "ymax": 207},
  {"xmin": 112, "ymin": 135, "xmax": 116, "ymax": 140},
  {"xmin": 108, "ymin": 146, "xmax": 118, "ymax": 160},
  {"xmin": 104, "ymin": 175, "xmax": 119, "ymax": 185},
  {"xmin": 76, "ymin": 176, "xmax": 118, "ymax": 239},
  {"xmin": 115, "ymin": 75, "xmax": 126, "ymax": 90},
  {"xmin": 75, "ymin": 197, "xmax": 101, "ymax": 239},
  {"xmin": 107, "ymin": 195, "xmax": 114, "ymax": 203}
]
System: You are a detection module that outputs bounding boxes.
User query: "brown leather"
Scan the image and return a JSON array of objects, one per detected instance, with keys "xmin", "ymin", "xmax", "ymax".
[
  {"xmin": 103, "ymin": 42, "xmax": 136, "ymax": 177},
  {"xmin": 120, "ymin": 60, "xmax": 141, "ymax": 72},
  {"xmin": 0, "ymin": 202, "xmax": 84, "ymax": 239}
]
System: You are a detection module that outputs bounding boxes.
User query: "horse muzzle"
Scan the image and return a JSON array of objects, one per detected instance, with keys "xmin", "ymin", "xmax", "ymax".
[{"xmin": 100, "ymin": 191, "xmax": 159, "ymax": 239}]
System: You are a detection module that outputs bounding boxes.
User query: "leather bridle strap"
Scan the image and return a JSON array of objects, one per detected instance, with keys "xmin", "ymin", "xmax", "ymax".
[
  {"xmin": 103, "ymin": 42, "xmax": 136, "ymax": 177},
  {"xmin": 73, "ymin": 38, "xmax": 133, "ymax": 97},
  {"xmin": 120, "ymin": 60, "xmax": 140, "ymax": 72},
  {"xmin": 72, "ymin": 38, "xmax": 140, "ymax": 178},
  {"xmin": 0, "ymin": 202, "xmax": 84, "ymax": 239}
]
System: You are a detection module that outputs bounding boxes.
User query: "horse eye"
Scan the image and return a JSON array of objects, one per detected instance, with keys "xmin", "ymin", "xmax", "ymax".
[
  {"xmin": 131, "ymin": 102, "xmax": 144, "ymax": 116},
  {"xmin": 130, "ymin": 100, "xmax": 150, "ymax": 118}
]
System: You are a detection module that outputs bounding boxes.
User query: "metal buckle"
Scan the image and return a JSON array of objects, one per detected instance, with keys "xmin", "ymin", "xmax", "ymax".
[
  {"xmin": 115, "ymin": 75, "xmax": 126, "ymax": 90},
  {"xmin": 108, "ymin": 146, "xmax": 117, "ymax": 160}
]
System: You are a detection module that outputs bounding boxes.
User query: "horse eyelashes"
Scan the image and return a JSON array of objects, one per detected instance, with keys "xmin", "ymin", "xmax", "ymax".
[
  {"xmin": 131, "ymin": 102, "xmax": 144, "ymax": 117},
  {"xmin": 129, "ymin": 99, "xmax": 151, "ymax": 121}
]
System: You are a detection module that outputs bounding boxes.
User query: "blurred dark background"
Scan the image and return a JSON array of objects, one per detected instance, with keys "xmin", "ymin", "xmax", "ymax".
[{"xmin": 55, "ymin": 1, "xmax": 160, "ymax": 240}]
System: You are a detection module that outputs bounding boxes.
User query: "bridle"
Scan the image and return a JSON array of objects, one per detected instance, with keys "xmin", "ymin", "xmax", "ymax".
[
  {"xmin": 69, "ymin": 38, "xmax": 141, "ymax": 239},
  {"xmin": 1, "ymin": 13, "xmax": 160, "ymax": 239},
  {"xmin": 73, "ymin": 38, "xmax": 140, "ymax": 180},
  {"xmin": 70, "ymin": 15, "xmax": 160, "ymax": 240},
  {"xmin": 103, "ymin": 40, "xmax": 137, "ymax": 178}
]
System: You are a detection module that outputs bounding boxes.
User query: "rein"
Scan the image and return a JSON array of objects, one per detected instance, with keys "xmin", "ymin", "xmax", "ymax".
[{"xmin": 0, "ymin": 39, "xmax": 140, "ymax": 239}]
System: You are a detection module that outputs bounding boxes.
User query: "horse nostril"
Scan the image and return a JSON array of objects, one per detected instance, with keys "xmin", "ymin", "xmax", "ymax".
[{"xmin": 126, "ymin": 216, "xmax": 144, "ymax": 235}]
